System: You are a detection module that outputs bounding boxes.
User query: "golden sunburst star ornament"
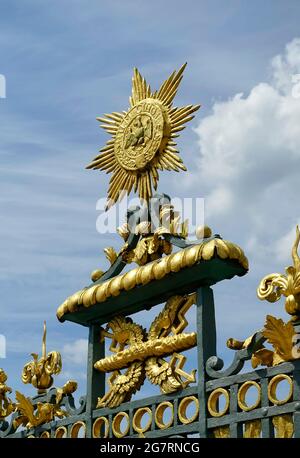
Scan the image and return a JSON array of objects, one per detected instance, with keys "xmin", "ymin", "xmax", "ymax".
[{"xmin": 86, "ymin": 63, "xmax": 200, "ymax": 209}]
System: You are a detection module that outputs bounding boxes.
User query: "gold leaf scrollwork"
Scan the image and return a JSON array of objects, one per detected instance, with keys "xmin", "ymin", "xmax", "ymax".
[
  {"xmin": 272, "ymin": 414, "xmax": 294, "ymax": 438},
  {"xmin": 13, "ymin": 380, "xmax": 77, "ymax": 431},
  {"xmin": 0, "ymin": 369, "xmax": 15, "ymax": 420},
  {"xmin": 251, "ymin": 348, "xmax": 275, "ymax": 368},
  {"xmin": 262, "ymin": 315, "xmax": 294, "ymax": 363},
  {"xmin": 104, "ymin": 247, "xmax": 118, "ymax": 265},
  {"xmin": 213, "ymin": 426, "xmax": 230, "ymax": 438},
  {"xmin": 95, "ymin": 294, "xmax": 197, "ymax": 408},
  {"xmin": 13, "ymin": 391, "xmax": 68, "ymax": 430},
  {"xmin": 252, "ymin": 316, "xmax": 295, "ymax": 368},
  {"xmin": 55, "ymin": 380, "xmax": 77, "ymax": 404},
  {"xmin": 117, "ymin": 222, "xmax": 130, "ymax": 241},
  {"xmin": 244, "ymin": 420, "xmax": 261, "ymax": 438},
  {"xmin": 128, "ymin": 232, "xmax": 173, "ymax": 266},
  {"xmin": 257, "ymin": 226, "xmax": 300, "ymax": 319},
  {"xmin": 157, "ymin": 204, "xmax": 189, "ymax": 239},
  {"xmin": 228, "ymin": 314, "xmax": 297, "ymax": 369},
  {"xmin": 230, "ymin": 223, "xmax": 300, "ymax": 368}
]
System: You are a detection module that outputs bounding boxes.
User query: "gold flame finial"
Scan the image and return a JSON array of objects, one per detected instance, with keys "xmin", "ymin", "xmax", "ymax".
[{"xmin": 21, "ymin": 321, "xmax": 62, "ymax": 394}]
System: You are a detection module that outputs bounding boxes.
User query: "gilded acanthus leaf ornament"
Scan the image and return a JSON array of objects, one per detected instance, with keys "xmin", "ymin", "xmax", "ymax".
[
  {"xmin": 228, "ymin": 315, "xmax": 296, "ymax": 369},
  {"xmin": 273, "ymin": 415, "xmax": 294, "ymax": 438},
  {"xmin": 104, "ymin": 247, "xmax": 118, "ymax": 265},
  {"xmin": 257, "ymin": 226, "xmax": 300, "ymax": 319},
  {"xmin": 227, "ymin": 333, "xmax": 273, "ymax": 369},
  {"xmin": 102, "ymin": 202, "xmax": 188, "ymax": 270},
  {"xmin": 227, "ymin": 226, "xmax": 300, "ymax": 369},
  {"xmin": 86, "ymin": 64, "xmax": 200, "ymax": 208},
  {"xmin": 244, "ymin": 420, "xmax": 261, "ymax": 438},
  {"xmin": 55, "ymin": 380, "xmax": 78, "ymax": 404},
  {"xmin": 95, "ymin": 295, "xmax": 197, "ymax": 408},
  {"xmin": 12, "ymin": 380, "xmax": 78, "ymax": 431},
  {"xmin": 0, "ymin": 369, "xmax": 15, "ymax": 420},
  {"xmin": 13, "ymin": 391, "xmax": 68, "ymax": 430},
  {"xmin": 213, "ymin": 426, "xmax": 230, "ymax": 438},
  {"xmin": 262, "ymin": 315, "xmax": 294, "ymax": 363},
  {"xmin": 130, "ymin": 233, "xmax": 172, "ymax": 266},
  {"xmin": 157, "ymin": 203, "xmax": 189, "ymax": 238},
  {"xmin": 251, "ymin": 348, "xmax": 274, "ymax": 369},
  {"xmin": 21, "ymin": 322, "xmax": 62, "ymax": 394},
  {"xmin": 123, "ymin": 202, "xmax": 189, "ymax": 266},
  {"xmin": 117, "ymin": 222, "xmax": 130, "ymax": 241},
  {"xmin": 226, "ymin": 334, "xmax": 256, "ymax": 351}
]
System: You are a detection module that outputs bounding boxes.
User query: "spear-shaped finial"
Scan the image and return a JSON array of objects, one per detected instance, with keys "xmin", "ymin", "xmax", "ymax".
[
  {"xmin": 292, "ymin": 225, "xmax": 300, "ymax": 271},
  {"xmin": 42, "ymin": 321, "xmax": 46, "ymax": 360}
]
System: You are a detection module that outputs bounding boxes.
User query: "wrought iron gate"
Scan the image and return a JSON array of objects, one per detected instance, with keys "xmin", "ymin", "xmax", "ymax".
[{"xmin": 1, "ymin": 64, "xmax": 300, "ymax": 439}]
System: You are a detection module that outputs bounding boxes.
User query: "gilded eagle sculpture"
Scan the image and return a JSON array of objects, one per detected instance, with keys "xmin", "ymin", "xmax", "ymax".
[{"xmin": 86, "ymin": 64, "xmax": 200, "ymax": 208}]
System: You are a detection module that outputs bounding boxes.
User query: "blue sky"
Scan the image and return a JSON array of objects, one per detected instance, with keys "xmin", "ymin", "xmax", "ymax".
[{"xmin": 1, "ymin": 0, "xmax": 300, "ymax": 399}]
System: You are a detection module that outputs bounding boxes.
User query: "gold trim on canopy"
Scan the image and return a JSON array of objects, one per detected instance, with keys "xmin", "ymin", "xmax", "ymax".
[{"xmin": 57, "ymin": 238, "xmax": 248, "ymax": 320}]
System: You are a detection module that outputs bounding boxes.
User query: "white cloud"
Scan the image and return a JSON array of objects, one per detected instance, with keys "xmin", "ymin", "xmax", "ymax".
[
  {"xmin": 196, "ymin": 83, "xmax": 300, "ymax": 191},
  {"xmin": 205, "ymin": 186, "xmax": 232, "ymax": 218},
  {"xmin": 192, "ymin": 38, "xmax": 300, "ymax": 266},
  {"xmin": 58, "ymin": 370, "xmax": 86, "ymax": 381},
  {"xmin": 272, "ymin": 38, "xmax": 300, "ymax": 95},
  {"xmin": 62, "ymin": 338, "xmax": 88, "ymax": 365}
]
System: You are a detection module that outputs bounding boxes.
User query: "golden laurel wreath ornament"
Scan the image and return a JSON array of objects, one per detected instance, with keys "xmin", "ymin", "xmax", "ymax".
[{"xmin": 86, "ymin": 64, "xmax": 200, "ymax": 208}]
